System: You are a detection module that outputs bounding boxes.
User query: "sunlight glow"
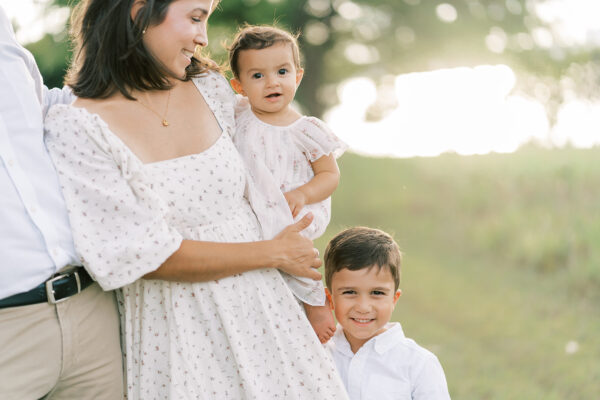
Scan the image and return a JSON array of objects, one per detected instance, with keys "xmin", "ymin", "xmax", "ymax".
[
  {"xmin": 435, "ymin": 4, "xmax": 458, "ymax": 23},
  {"xmin": 535, "ymin": 0, "xmax": 600, "ymax": 47},
  {"xmin": 3, "ymin": 0, "xmax": 69, "ymax": 44},
  {"xmin": 486, "ymin": 27, "xmax": 508, "ymax": 53},
  {"xmin": 326, "ymin": 65, "xmax": 555, "ymax": 158},
  {"xmin": 328, "ymin": 64, "xmax": 600, "ymax": 158},
  {"xmin": 551, "ymin": 100, "xmax": 600, "ymax": 148},
  {"xmin": 337, "ymin": 2, "xmax": 362, "ymax": 20}
]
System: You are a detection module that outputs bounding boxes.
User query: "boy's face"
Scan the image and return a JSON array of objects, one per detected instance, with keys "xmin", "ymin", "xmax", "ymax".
[
  {"xmin": 230, "ymin": 43, "xmax": 303, "ymax": 118},
  {"xmin": 328, "ymin": 266, "xmax": 401, "ymax": 353}
]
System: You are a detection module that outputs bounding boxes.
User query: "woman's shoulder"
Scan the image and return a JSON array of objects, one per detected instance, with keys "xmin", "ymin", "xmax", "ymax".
[
  {"xmin": 45, "ymin": 98, "xmax": 123, "ymax": 153},
  {"xmin": 192, "ymin": 70, "xmax": 233, "ymax": 96},
  {"xmin": 45, "ymin": 101, "xmax": 100, "ymax": 133}
]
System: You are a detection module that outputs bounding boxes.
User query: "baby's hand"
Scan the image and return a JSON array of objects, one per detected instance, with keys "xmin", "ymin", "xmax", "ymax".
[{"xmin": 284, "ymin": 189, "xmax": 307, "ymax": 218}]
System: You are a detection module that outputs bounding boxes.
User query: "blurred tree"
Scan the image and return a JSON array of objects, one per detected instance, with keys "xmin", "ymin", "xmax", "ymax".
[
  {"xmin": 25, "ymin": 33, "xmax": 70, "ymax": 89},
  {"xmin": 25, "ymin": 0, "xmax": 600, "ymax": 120}
]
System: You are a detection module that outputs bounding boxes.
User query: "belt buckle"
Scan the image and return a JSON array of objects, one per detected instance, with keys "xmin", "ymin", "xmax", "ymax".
[{"xmin": 46, "ymin": 271, "xmax": 82, "ymax": 304}]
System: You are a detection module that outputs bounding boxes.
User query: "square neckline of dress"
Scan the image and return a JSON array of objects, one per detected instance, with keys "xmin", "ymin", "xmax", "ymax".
[{"xmin": 58, "ymin": 75, "xmax": 225, "ymax": 167}]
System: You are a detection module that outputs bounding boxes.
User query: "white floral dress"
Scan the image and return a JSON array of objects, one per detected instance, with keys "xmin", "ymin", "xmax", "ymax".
[
  {"xmin": 234, "ymin": 98, "xmax": 347, "ymax": 306},
  {"xmin": 44, "ymin": 72, "xmax": 348, "ymax": 400}
]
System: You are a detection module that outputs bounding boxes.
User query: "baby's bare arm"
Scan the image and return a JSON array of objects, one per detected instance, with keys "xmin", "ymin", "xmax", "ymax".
[{"xmin": 284, "ymin": 154, "xmax": 340, "ymax": 217}]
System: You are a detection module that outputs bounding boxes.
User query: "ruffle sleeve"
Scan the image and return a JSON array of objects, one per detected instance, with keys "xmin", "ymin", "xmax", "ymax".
[
  {"xmin": 292, "ymin": 117, "xmax": 348, "ymax": 162},
  {"xmin": 44, "ymin": 105, "xmax": 183, "ymax": 290}
]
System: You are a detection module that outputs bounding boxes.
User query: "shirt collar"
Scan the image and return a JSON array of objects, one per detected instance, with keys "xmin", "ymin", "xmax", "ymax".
[
  {"xmin": 332, "ymin": 322, "xmax": 405, "ymax": 356},
  {"xmin": 331, "ymin": 324, "xmax": 354, "ymax": 357},
  {"xmin": 373, "ymin": 322, "xmax": 405, "ymax": 354}
]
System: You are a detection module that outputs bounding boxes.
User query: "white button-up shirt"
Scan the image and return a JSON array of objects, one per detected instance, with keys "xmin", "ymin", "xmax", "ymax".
[
  {"xmin": 327, "ymin": 323, "xmax": 451, "ymax": 400},
  {"xmin": 0, "ymin": 5, "xmax": 77, "ymax": 299}
]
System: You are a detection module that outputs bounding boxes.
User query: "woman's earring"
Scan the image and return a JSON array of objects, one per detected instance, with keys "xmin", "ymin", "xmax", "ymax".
[{"xmin": 142, "ymin": 28, "xmax": 146, "ymax": 34}]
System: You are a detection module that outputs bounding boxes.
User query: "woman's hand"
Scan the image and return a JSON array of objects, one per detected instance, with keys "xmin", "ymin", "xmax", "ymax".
[
  {"xmin": 272, "ymin": 213, "xmax": 322, "ymax": 280},
  {"xmin": 284, "ymin": 189, "xmax": 307, "ymax": 218}
]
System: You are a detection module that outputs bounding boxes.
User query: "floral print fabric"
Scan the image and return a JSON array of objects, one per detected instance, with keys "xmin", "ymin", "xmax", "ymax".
[{"xmin": 44, "ymin": 72, "xmax": 348, "ymax": 400}]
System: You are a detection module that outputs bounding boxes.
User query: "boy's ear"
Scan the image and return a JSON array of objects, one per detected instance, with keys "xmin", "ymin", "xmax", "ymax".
[
  {"xmin": 393, "ymin": 289, "xmax": 402, "ymax": 305},
  {"xmin": 230, "ymin": 78, "xmax": 245, "ymax": 95},
  {"xmin": 131, "ymin": 0, "xmax": 146, "ymax": 23},
  {"xmin": 295, "ymin": 68, "xmax": 304, "ymax": 87},
  {"xmin": 325, "ymin": 288, "xmax": 334, "ymax": 310}
]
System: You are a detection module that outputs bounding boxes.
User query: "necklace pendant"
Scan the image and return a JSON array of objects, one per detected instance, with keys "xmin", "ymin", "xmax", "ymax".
[{"xmin": 162, "ymin": 119, "xmax": 169, "ymax": 127}]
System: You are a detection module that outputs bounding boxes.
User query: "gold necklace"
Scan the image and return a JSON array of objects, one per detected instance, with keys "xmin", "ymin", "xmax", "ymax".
[{"xmin": 136, "ymin": 90, "xmax": 171, "ymax": 127}]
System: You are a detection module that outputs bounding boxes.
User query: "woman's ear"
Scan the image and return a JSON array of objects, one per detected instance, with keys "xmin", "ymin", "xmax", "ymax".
[
  {"xmin": 131, "ymin": 0, "xmax": 146, "ymax": 24},
  {"xmin": 230, "ymin": 78, "xmax": 245, "ymax": 95}
]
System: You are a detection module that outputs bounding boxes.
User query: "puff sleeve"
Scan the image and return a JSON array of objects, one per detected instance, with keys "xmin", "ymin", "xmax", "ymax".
[
  {"xmin": 44, "ymin": 105, "xmax": 183, "ymax": 290},
  {"xmin": 292, "ymin": 117, "xmax": 348, "ymax": 162}
]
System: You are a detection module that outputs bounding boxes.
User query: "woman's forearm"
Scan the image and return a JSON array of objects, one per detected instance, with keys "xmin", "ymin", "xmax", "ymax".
[
  {"xmin": 143, "ymin": 214, "xmax": 323, "ymax": 282},
  {"xmin": 144, "ymin": 239, "xmax": 277, "ymax": 282}
]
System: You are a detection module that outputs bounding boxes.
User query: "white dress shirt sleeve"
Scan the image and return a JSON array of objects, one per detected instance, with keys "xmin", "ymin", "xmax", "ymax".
[
  {"xmin": 411, "ymin": 352, "xmax": 452, "ymax": 400},
  {"xmin": 0, "ymin": 4, "xmax": 78, "ymax": 299}
]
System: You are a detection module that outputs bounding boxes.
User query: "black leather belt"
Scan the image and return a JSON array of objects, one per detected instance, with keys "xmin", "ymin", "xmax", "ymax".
[{"xmin": 0, "ymin": 267, "xmax": 94, "ymax": 309}]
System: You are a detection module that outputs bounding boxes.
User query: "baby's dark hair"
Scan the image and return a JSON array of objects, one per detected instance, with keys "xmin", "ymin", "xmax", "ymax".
[
  {"xmin": 228, "ymin": 25, "xmax": 301, "ymax": 78},
  {"xmin": 324, "ymin": 227, "xmax": 402, "ymax": 291}
]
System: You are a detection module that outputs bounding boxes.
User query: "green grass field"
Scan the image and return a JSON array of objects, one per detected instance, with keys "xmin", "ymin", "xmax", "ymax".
[{"xmin": 316, "ymin": 146, "xmax": 600, "ymax": 399}]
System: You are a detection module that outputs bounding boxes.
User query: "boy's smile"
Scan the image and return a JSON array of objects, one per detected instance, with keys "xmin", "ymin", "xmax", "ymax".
[{"xmin": 329, "ymin": 266, "xmax": 401, "ymax": 353}]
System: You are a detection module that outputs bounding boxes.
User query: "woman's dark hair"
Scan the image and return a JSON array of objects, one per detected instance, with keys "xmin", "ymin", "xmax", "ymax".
[
  {"xmin": 66, "ymin": 0, "xmax": 219, "ymax": 99},
  {"xmin": 324, "ymin": 227, "xmax": 402, "ymax": 291}
]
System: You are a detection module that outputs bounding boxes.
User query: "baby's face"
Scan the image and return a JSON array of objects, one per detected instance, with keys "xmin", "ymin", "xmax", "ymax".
[
  {"xmin": 330, "ymin": 266, "xmax": 401, "ymax": 353},
  {"xmin": 232, "ymin": 43, "xmax": 303, "ymax": 117}
]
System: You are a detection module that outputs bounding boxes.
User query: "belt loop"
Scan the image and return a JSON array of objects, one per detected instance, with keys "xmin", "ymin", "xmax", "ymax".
[{"xmin": 74, "ymin": 270, "xmax": 81, "ymax": 292}]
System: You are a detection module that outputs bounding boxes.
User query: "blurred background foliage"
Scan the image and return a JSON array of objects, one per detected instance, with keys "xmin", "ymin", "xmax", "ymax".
[
  {"xmin": 21, "ymin": 0, "xmax": 600, "ymax": 121},
  {"xmin": 12, "ymin": 0, "xmax": 600, "ymax": 397}
]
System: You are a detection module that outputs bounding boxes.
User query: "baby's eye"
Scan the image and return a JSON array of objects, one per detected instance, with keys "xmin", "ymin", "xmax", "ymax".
[
  {"xmin": 252, "ymin": 72, "xmax": 263, "ymax": 79},
  {"xmin": 278, "ymin": 68, "xmax": 288, "ymax": 75}
]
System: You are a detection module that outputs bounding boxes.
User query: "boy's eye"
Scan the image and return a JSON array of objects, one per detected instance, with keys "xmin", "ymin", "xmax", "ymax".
[
  {"xmin": 341, "ymin": 290, "xmax": 356, "ymax": 295},
  {"xmin": 252, "ymin": 73, "xmax": 263, "ymax": 79},
  {"xmin": 372, "ymin": 290, "xmax": 386, "ymax": 296},
  {"xmin": 278, "ymin": 68, "xmax": 288, "ymax": 75}
]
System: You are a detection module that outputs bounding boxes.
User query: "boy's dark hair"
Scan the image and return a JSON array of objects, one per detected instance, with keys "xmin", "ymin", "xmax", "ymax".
[
  {"xmin": 325, "ymin": 227, "xmax": 402, "ymax": 291},
  {"xmin": 66, "ymin": 0, "xmax": 220, "ymax": 100},
  {"xmin": 228, "ymin": 25, "xmax": 301, "ymax": 78}
]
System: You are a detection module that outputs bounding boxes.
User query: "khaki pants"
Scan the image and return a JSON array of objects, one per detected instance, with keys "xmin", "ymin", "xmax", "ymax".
[{"xmin": 0, "ymin": 282, "xmax": 124, "ymax": 400}]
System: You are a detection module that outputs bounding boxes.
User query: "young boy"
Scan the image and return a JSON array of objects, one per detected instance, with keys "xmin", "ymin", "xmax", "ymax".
[{"xmin": 324, "ymin": 227, "xmax": 451, "ymax": 399}]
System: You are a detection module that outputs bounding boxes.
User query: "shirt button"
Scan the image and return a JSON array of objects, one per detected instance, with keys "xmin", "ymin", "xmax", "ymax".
[
  {"xmin": 7, "ymin": 159, "xmax": 14, "ymax": 167},
  {"xmin": 30, "ymin": 206, "xmax": 37, "ymax": 214}
]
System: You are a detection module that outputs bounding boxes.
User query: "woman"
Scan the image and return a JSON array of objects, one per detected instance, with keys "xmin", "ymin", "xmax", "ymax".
[{"xmin": 44, "ymin": 0, "xmax": 349, "ymax": 398}]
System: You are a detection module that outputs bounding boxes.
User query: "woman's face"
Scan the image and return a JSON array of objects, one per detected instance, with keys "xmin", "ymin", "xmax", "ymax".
[{"xmin": 142, "ymin": 0, "xmax": 214, "ymax": 79}]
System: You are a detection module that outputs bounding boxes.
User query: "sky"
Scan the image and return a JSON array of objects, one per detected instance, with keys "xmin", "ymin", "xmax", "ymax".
[{"xmin": 4, "ymin": 0, "xmax": 600, "ymax": 158}]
